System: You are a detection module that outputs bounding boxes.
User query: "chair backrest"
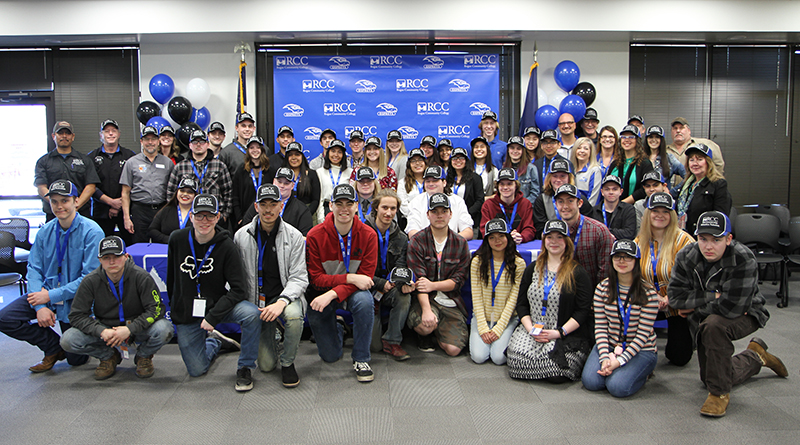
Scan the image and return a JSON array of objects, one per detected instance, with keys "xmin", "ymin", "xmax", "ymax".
[
  {"xmin": 789, "ymin": 217, "xmax": 800, "ymax": 254},
  {"xmin": 767, "ymin": 204, "xmax": 791, "ymax": 235},
  {"xmin": 0, "ymin": 217, "xmax": 31, "ymax": 250},
  {"xmin": 733, "ymin": 213, "xmax": 780, "ymax": 251},
  {"xmin": 0, "ymin": 231, "xmax": 17, "ymax": 269},
  {"xmin": 729, "ymin": 206, "xmax": 738, "ymax": 235}
]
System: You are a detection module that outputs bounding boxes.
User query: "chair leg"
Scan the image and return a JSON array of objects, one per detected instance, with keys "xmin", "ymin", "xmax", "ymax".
[{"xmin": 778, "ymin": 260, "xmax": 789, "ymax": 308}]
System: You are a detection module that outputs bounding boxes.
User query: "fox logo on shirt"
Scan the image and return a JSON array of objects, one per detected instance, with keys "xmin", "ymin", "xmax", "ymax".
[{"xmin": 180, "ymin": 255, "xmax": 214, "ymax": 279}]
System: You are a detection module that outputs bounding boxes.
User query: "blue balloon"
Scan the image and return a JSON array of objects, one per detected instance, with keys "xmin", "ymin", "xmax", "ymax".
[
  {"xmin": 559, "ymin": 95, "xmax": 587, "ymax": 123},
  {"xmin": 146, "ymin": 116, "xmax": 171, "ymax": 132},
  {"xmin": 149, "ymin": 74, "xmax": 175, "ymax": 105},
  {"xmin": 554, "ymin": 60, "xmax": 581, "ymax": 92},
  {"xmin": 190, "ymin": 107, "xmax": 211, "ymax": 130},
  {"xmin": 535, "ymin": 105, "xmax": 560, "ymax": 131}
]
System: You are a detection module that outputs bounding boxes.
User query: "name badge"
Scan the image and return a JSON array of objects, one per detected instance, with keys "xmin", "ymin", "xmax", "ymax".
[
  {"xmin": 155, "ymin": 163, "xmax": 165, "ymax": 169},
  {"xmin": 258, "ymin": 294, "xmax": 266, "ymax": 309},
  {"xmin": 530, "ymin": 323, "xmax": 544, "ymax": 336},
  {"xmin": 192, "ymin": 298, "xmax": 206, "ymax": 318},
  {"xmin": 120, "ymin": 344, "xmax": 130, "ymax": 360}
]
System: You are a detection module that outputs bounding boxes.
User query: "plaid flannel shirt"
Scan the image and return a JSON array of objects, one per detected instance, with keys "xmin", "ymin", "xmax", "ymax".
[
  {"xmin": 407, "ymin": 227, "xmax": 470, "ymax": 312},
  {"xmin": 166, "ymin": 151, "xmax": 233, "ymax": 219},
  {"xmin": 569, "ymin": 215, "xmax": 614, "ymax": 287}
]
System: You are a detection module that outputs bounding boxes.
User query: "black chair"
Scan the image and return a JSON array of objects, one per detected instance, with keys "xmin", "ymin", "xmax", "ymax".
[
  {"xmin": 734, "ymin": 213, "xmax": 786, "ymax": 306},
  {"xmin": 0, "ymin": 231, "xmax": 26, "ymax": 294},
  {"xmin": 784, "ymin": 217, "xmax": 800, "ymax": 308},
  {"xmin": 0, "ymin": 217, "xmax": 31, "ymax": 289}
]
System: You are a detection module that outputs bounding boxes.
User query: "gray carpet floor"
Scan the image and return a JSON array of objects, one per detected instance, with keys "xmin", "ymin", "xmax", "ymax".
[{"xmin": 1, "ymin": 279, "xmax": 799, "ymax": 445}]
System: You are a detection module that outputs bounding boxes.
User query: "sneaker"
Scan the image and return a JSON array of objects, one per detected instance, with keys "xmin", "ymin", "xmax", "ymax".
[
  {"xmin": 417, "ymin": 334, "xmax": 436, "ymax": 352},
  {"xmin": 281, "ymin": 364, "xmax": 300, "ymax": 388},
  {"xmin": 94, "ymin": 348, "xmax": 122, "ymax": 380},
  {"xmin": 235, "ymin": 367, "xmax": 253, "ymax": 392},
  {"xmin": 210, "ymin": 329, "xmax": 241, "ymax": 353},
  {"xmin": 382, "ymin": 340, "xmax": 410, "ymax": 361},
  {"xmin": 134, "ymin": 354, "xmax": 155, "ymax": 378},
  {"xmin": 353, "ymin": 361, "xmax": 374, "ymax": 383}
]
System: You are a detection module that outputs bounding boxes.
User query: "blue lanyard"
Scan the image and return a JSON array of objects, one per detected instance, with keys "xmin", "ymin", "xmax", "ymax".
[
  {"xmin": 542, "ymin": 157, "xmax": 551, "ymax": 182},
  {"xmin": 339, "ymin": 230, "xmax": 352, "ymax": 273},
  {"xmin": 280, "ymin": 197, "xmax": 288, "ymax": 218},
  {"xmin": 388, "ymin": 155, "xmax": 397, "ymax": 170},
  {"xmin": 329, "ymin": 168, "xmax": 343, "ymax": 188},
  {"xmin": 541, "ymin": 268, "xmax": 555, "ymax": 317},
  {"xmin": 597, "ymin": 153, "xmax": 613, "ymax": 177},
  {"xmin": 617, "ymin": 284, "xmax": 632, "ymax": 350},
  {"xmin": 569, "ymin": 216, "xmax": 585, "ymax": 246},
  {"xmin": 178, "ymin": 207, "xmax": 190, "ymax": 229},
  {"xmin": 453, "ymin": 178, "xmax": 462, "ymax": 196},
  {"xmin": 233, "ymin": 141, "xmax": 246, "ymax": 154},
  {"xmin": 377, "ymin": 228, "xmax": 390, "ymax": 271},
  {"xmin": 650, "ymin": 241, "xmax": 660, "ymax": 292},
  {"xmin": 250, "ymin": 169, "xmax": 262, "ymax": 193},
  {"xmin": 55, "ymin": 225, "xmax": 73, "ymax": 285},
  {"xmin": 502, "ymin": 202, "xmax": 518, "ymax": 228},
  {"xmin": 256, "ymin": 228, "xmax": 269, "ymax": 293},
  {"xmin": 190, "ymin": 160, "xmax": 209, "ymax": 194},
  {"xmin": 489, "ymin": 257, "xmax": 506, "ymax": 307},
  {"xmin": 106, "ymin": 273, "xmax": 125, "ymax": 324},
  {"xmin": 475, "ymin": 162, "xmax": 486, "ymax": 176},
  {"xmin": 552, "ymin": 197, "xmax": 561, "ymax": 220},
  {"xmin": 415, "ymin": 180, "xmax": 424, "ymax": 194},
  {"xmin": 601, "ymin": 202, "xmax": 609, "ymax": 227},
  {"xmin": 357, "ymin": 200, "xmax": 369, "ymax": 222},
  {"xmin": 188, "ymin": 231, "xmax": 216, "ymax": 297}
]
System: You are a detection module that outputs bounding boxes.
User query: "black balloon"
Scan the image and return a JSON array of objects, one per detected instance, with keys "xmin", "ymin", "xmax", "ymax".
[
  {"xmin": 177, "ymin": 122, "xmax": 202, "ymax": 150},
  {"xmin": 167, "ymin": 96, "xmax": 193, "ymax": 125},
  {"xmin": 136, "ymin": 101, "xmax": 161, "ymax": 125},
  {"xmin": 571, "ymin": 82, "xmax": 596, "ymax": 107}
]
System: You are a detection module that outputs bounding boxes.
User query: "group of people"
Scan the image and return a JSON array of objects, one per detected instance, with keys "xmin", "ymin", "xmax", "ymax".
[{"xmin": 0, "ymin": 108, "xmax": 786, "ymax": 418}]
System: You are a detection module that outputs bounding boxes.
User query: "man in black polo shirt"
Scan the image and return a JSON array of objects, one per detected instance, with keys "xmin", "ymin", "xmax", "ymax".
[
  {"xmin": 34, "ymin": 121, "xmax": 101, "ymax": 221},
  {"xmin": 89, "ymin": 119, "xmax": 136, "ymax": 244},
  {"xmin": 269, "ymin": 125, "xmax": 295, "ymax": 168}
]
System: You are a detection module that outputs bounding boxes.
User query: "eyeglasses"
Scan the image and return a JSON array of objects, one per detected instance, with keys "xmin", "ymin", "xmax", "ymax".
[
  {"xmin": 600, "ymin": 136, "xmax": 616, "ymax": 140},
  {"xmin": 192, "ymin": 213, "xmax": 217, "ymax": 221},
  {"xmin": 558, "ymin": 121, "xmax": 575, "ymax": 126},
  {"xmin": 612, "ymin": 255, "xmax": 636, "ymax": 262},
  {"xmin": 409, "ymin": 158, "xmax": 425, "ymax": 164},
  {"xmin": 620, "ymin": 135, "xmax": 637, "ymax": 140}
]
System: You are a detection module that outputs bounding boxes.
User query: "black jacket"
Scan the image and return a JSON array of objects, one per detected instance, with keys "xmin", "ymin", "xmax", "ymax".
[
  {"xmin": 148, "ymin": 204, "xmax": 193, "ymax": 244},
  {"xmin": 241, "ymin": 195, "xmax": 313, "ymax": 236},
  {"xmin": 231, "ymin": 165, "xmax": 277, "ymax": 229},
  {"xmin": 682, "ymin": 177, "xmax": 731, "ymax": 237},
  {"xmin": 449, "ymin": 170, "xmax": 484, "ymax": 231},
  {"xmin": 69, "ymin": 257, "xmax": 165, "ymax": 336},
  {"xmin": 589, "ymin": 201, "xmax": 637, "ymax": 240},
  {"xmin": 365, "ymin": 214, "xmax": 408, "ymax": 293},
  {"xmin": 167, "ymin": 227, "xmax": 246, "ymax": 325},
  {"xmin": 608, "ymin": 158, "xmax": 654, "ymax": 201}
]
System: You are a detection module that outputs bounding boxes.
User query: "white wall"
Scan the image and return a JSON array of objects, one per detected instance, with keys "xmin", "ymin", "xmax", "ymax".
[
  {"xmin": 521, "ymin": 40, "xmax": 631, "ymax": 131},
  {"xmin": 139, "ymin": 40, "xmax": 257, "ymax": 140}
]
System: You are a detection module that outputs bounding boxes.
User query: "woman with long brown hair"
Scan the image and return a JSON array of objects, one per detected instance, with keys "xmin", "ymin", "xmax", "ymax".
[{"xmin": 609, "ymin": 125, "xmax": 653, "ymax": 203}]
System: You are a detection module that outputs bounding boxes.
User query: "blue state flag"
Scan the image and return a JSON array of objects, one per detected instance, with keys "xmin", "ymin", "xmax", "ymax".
[{"xmin": 518, "ymin": 62, "xmax": 538, "ymax": 137}]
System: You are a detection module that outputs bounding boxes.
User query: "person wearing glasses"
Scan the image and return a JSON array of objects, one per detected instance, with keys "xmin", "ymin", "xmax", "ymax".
[
  {"xmin": 556, "ymin": 113, "xmax": 578, "ymax": 159},
  {"xmin": 608, "ymin": 125, "xmax": 654, "ymax": 204}
]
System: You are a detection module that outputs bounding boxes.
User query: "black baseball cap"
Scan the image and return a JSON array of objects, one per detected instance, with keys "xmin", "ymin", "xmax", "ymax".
[
  {"xmin": 507, "ymin": 136, "xmax": 524, "ymax": 147},
  {"xmin": 388, "ymin": 267, "xmax": 415, "ymax": 284},
  {"xmin": 408, "ymin": 148, "xmax": 426, "ymax": 159},
  {"xmin": 542, "ymin": 219, "xmax": 569, "ymax": 237},
  {"xmin": 645, "ymin": 192, "xmax": 675, "ymax": 210},
  {"xmin": 554, "ymin": 184, "xmax": 579, "ymax": 199},
  {"xmin": 328, "ymin": 139, "xmax": 346, "ymax": 151},
  {"xmin": 320, "ymin": 128, "xmax": 336, "ymax": 140},
  {"xmin": 421, "ymin": 135, "xmax": 436, "ymax": 146},
  {"xmin": 427, "ymin": 193, "xmax": 450, "ymax": 210},
  {"xmin": 52, "ymin": 121, "xmax": 74, "ymax": 134},
  {"xmin": 470, "ymin": 136, "xmax": 488, "ymax": 148},
  {"xmin": 485, "ymin": 218, "xmax": 509, "ymax": 235},
  {"xmin": 481, "ymin": 110, "xmax": 498, "ymax": 121},
  {"xmin": 236, "ymin": 112, "xmax": 255, "ymax": 124},
  {"xmin": 620, "ymin": 125, "xmax": 639, "ymax": 136},
  {"xmin": 423, "ymin": 165, "xmax": 446, "ymax": 180},
  {"xmin": 685, "ymin": 143, "xmax": 713, "ymax": 159},
  {"xmin": 46, "ymin": 180, "xmax": 78, "ymax": 197},
  {"xmin": 540, "ymin": 129, "xmax": 559, "ymax": 141},
  {"xmin": 437, "ymin": 138, "xmax": 453, "ymax": 149},
  {"xmin": 191, "ymin": 194, "xmax": 219, "ymax": 215},
  {"xmin": 523, "ymin": 126, "xmax": 541, "ymax": 137},
  {"xmin": 348, "ymin": 129, "xmax": 364, "ymax": 141},
  {"xmin": 285, "ymin": 142, "xmax": 303, "ymax": 154},
  {"xmin": 695, "ymin": 211, "xmax": 731, "ymax": 237},
  {"xmin": 583, "ymin": 108, "xmax": 599, "ymax": 121},
  {"xmin": 208, "ymin": 122, "xmax": 225, "ymax": 133},
  {"xmin": 355, "ymin": 166, "xmax": 376, "ymax": 181},
  {"xmin": 276, "ymin": 125, "xmax": 293, "ymax": 136},
  {"xmin": 331, "ymin": 184, "xmax": 357, "ymax": 202},
  {"xmin": 101, "ymin": 119, "xmax": 119, "ymax": 130},
  {"xmin": 247, "ymin": 136, "xmax": 264, "ymax": 147},
  {"xmin": 387, "ymin": 130, "xmax": 402, "ymax": 141},
  {"xmin": 646, "ymin": 125, "xmax": 664, "ymax": 138},
  {"xmin": 256, "ymin": 184, "xmax": 281, "ymax": 202},
  {"xmin": 97, "ymin": 236, "xmax": 126, "ymax": 258},
  {"xmin": 190, "ymin": 129, "xmax": 207, "ymax": 142},
  {"xmin": 610, "ymin": 239, "xmax": 641, "ymax": 258},
  {"xmin": 141, "ymin": 126, "xmax": 158, "ymax": 138},
  {"xmin": 602, "ymin": 174, "xmax": 623, "ymax": 188},
  {"xmin": 641, "ymin": 171, "xmax": 666, "ymax": 185},
  {"xmin": 178, "ymin": 177, "xmax": 199, "ymax": 192},
  {"xmin": 450, "ymin": 147, "xmax": 469, "ymax": 159},
  {"xmin": 275, "ymin": 167, "xmax": 295, "ymax": 181},
  {"xmin": 365, "ymin": 136, "xmax": 382, "ymax": 147},
  {"xmin": 496, "ymin": 168, "xmax": 518, "ymax": 182},
  {"xmin": 628, "ymin": 115, "xmax": 644, "ymax": 125},
  {"xmin": 159, "ymin": 125, "xmax": 175, "ymax": 136},
  {"xmin": 549, "ymin": 159, "xmax": 572, "ymax": 174}
]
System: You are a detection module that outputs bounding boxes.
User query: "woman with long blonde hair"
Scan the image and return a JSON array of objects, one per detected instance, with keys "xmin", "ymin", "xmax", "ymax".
[{"xmin": 350, "ymin": 136, "xmax": 397, "ymax": 190}]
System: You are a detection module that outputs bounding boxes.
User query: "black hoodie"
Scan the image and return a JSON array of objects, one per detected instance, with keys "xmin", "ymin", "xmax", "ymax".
[{"xmin": 166, "ymin": 227, "xmax": 246, "ymax": 325}]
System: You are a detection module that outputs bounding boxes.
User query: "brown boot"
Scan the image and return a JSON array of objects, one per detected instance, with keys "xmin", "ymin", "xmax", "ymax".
[
  {"xmin": 94, "ymin": 349, "xmax": 122, "ymax": 380},
  {"xmin": 700, "ymin": 393, "xmax": 729, "ymax": 417},
  {"xmin": 747, "ymin": 337, "xmax": 788, "ymax": 377},
  {"xmin": 134, "ymin": 355, "xmax": 155, "ymax": 378},
  {"xmin": 29, "ymin": 350, "xmax": 66, "ymax": 373}
]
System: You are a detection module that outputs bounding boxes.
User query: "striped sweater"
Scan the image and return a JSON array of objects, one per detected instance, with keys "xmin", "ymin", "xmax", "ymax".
[
  {"xmin": 470, "ymin": 255, "xmax": 526, "ymax": 337},
  {"xmin": 593, "ymin": 279, "xmax": 659, "ymax": 364}
]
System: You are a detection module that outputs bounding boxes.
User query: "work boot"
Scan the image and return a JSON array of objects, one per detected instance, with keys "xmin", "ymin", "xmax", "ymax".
[
  {"xmin": 134, "ymin": 354, "xmax": 155, "ymax": 378},
  {"xmin": 700, "ymin": 393, "xmax": 729, "ymax": 417},
  {"xmin": 747, "ymin": 337, "xmax": 788, "ymax": 377},
  {"xmin": 94, "ymin": 349, "xmax": 122, "ymax": 380},
  {"xmin": 29, "ymin": 350, "xmax": 66, "ymax": 373},
  {"xmin": 382, "ymin": 340, "xmax": 410, "ymax": 361}
]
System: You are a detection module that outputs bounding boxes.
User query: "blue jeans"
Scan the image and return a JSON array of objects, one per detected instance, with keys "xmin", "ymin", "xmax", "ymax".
[
  {"xmin": 469, "ymin": 315, "xmax": 519, "ymax": 365},
  {"xmin": 258, "ymin": 297, "xmax": 304, "ymax": 371},
  {"xmin": 60, "ymin": 318, "xmax": 173, "ymax": 360},
  {"xmin": 0, "ymin": 295, "xmax": 88, "ymax": 366},
  {"xmin": 378, "ymin": 288, "xmax": 411, "ymax": 344},
  {"xmin": 581, "ymin": 345, "xmax": 657, "ymax": 398},
  {"xmin": 308, "ymin": 290, "xmax": 373, "ymax": 363},
  {"xmin": 175, "ymin": 300, "xmax": 261, "ymax": 377}
]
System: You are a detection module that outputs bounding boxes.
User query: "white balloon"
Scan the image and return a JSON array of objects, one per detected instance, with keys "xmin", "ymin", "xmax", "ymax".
[
  {"xmin": 185, "ymin": 78, "xmax": 211, "ymax": 109},
  {"xmin": 549, "ymin": 90, "xmax": 567, "ymax": 109},
  {"xmin": 537, "ymin": 88, "xmax": 548, "ymax": 109}
]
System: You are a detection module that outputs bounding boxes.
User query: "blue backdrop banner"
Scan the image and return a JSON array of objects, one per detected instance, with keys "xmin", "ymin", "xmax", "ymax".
[{"xmin": 273, "ymin": 54, "xmax": 499, "ymax": 160}]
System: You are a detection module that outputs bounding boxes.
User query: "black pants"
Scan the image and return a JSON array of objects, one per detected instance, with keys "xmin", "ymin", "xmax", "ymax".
[
  {"xmin": 665, "ymin": 315, "xmax": 694, "ymax": 366},
  {"xmin": 129, "ymin": 201, "xmax": 164, "ymax": 244},
  {"xmin": 95, "ymin": 214, "xmax": 132, "ymax": 246}
]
